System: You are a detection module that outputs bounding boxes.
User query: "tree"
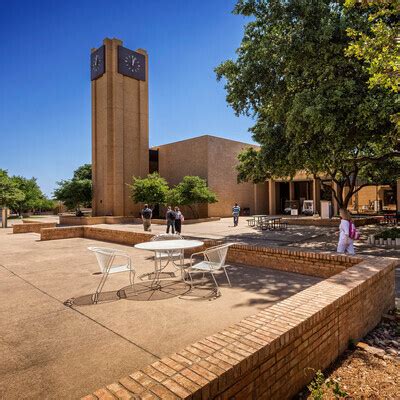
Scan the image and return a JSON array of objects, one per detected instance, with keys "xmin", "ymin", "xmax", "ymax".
[
  {"xmin": 0, "ymin": 170, "xmax": 24, "ymax": 208},
  {"xmin": 129, "ymin": 173, "xmax": 169, "ymax": 208},
  {"xmin": 10, "ymin": 176, "xmax": 46, "ymax": 215},
  {"xmin": 345, "ymin": 0, "xmax": 399, "ymax": 93},
  {"xmin": 72, "ymin": 163, "xmax": 92, "ymax": 180},
  {"xmin": 170, "ymin": 176, "xmax": 217, "ymax": 218},
  {"xmin": 216, "ymin": 0, "xmax": 399, "ymax": 209},
  {"xmin": 53, "ymin": 164, "xmax": 92, "ymax": 214},
  {"xmin": 54, "ymin": 179, "xmax": 92, "ymax": 212}
]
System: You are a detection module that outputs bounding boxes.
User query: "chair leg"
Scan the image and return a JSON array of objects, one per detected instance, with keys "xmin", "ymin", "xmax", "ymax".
[
  {"xmin": 129, "ymin": 269, "xmax": 136, "ymax": 294},
  {"xmin": 187, "ymin": 269, "xmax": 194, "ymax": 288},
  {"xmin": 210, "ymin": 271, "xmax": 221, "ymax": 296},
  {"xmin": 93, "ymin": 255, "xmax": 114, "ymax": 304},
  {"xmin": 223, "ymin": 267, "xmax": 232, "ymax": 287},
  {"xmin": 93, "ymin": 271, "xmax": 110, "ymax": 304}
]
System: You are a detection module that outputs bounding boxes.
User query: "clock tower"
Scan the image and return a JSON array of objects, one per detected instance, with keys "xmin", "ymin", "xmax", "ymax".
[{"xmin": 91, "ymin": 38, "xmax": 149, "ymax": 216}]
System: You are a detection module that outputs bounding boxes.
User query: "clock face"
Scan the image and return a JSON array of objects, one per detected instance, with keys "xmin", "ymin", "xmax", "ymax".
[
  {"xmin": 118, "ymin": 46, "xmax": 146, "ymax": 81},
  {"xmin": 124, "ymin": 54, "xmax": 141, "ymax": 73},
  {"xmin": 91, "ymin": 46, "xmax": 105, "ymax": 81}
]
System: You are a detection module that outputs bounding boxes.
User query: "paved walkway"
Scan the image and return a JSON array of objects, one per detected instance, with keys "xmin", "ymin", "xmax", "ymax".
[{"xmin": 0, "ymin": 228, "xmax": 320, "ymax": 399}]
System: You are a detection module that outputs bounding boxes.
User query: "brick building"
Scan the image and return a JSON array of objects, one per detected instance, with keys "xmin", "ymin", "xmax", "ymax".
[{"xmin": 90, "ymin": 38, "xmax": 397, "ymax": 218}]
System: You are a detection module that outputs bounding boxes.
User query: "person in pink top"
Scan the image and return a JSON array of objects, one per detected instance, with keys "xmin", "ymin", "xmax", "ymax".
[{"xmin": 337, "ymin": 208, "xmax": 355, "ymax": 255}]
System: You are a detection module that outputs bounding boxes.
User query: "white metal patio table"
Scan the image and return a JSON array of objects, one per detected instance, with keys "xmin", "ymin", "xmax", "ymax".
[{"xmin": 134, "ymin": 239, "xmax": 203, "ymax": 289}]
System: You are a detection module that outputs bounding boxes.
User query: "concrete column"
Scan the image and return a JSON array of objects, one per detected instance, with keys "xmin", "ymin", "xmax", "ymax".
[
  {"xmin": 268, "ymin": 179, "xmax": 277, "ymax": 215},
  {"xmin": 289, "ymin": 181, "xmax": 295, "ymax": 201},
  {"xmin": 313, "ymin": 179, "xmax": 321, "ymax": 215}
]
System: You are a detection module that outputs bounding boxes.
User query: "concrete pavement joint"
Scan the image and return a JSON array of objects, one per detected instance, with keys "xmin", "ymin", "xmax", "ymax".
[{"xmin": 0, "ymin": 263, "xmax": 161, "ymax": 361}]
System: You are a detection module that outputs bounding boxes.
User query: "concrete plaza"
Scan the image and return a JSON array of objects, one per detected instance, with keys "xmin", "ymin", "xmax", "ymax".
[{"xmin": 0, "ymin": 227, "xmax": 320, "ymax": 399}]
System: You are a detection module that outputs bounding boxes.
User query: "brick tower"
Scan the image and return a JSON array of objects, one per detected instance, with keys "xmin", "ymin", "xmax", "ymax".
[{"xmin": 91, "ymin": 38, "xmax": 149, "ymax": 216}]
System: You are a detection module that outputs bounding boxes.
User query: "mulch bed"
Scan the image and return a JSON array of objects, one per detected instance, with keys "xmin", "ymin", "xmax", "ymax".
[{"xmin": 297, "ymin": 318, "xmax": 400, "ymax": 399}]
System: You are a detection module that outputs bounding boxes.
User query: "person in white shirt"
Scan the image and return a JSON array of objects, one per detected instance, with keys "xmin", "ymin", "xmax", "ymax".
[
  {"xmin": 174, "ymin": 207, "xmax": 184, "ymax": 234},
  {"xmin": 337, "ymin": 208, "xmax": 355, "ymax": 255}
]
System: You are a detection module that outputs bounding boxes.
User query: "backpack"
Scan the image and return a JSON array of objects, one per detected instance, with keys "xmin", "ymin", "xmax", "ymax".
[
  {"xmin": 142, "ymin": 209, "xmax": 151, "ymax": 219},
  {"xmin": 349, "ymin": 221, "xmax": 360, "ymax": 240},
  {"xmin": 168, "ymin": 210, "xmax": 176, "ymax": 221}
]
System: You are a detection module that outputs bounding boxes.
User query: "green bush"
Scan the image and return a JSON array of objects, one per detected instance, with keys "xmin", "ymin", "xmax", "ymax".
[{"xmin": 375, "ymin": 228, "xmax": 400, "ymax": 240}]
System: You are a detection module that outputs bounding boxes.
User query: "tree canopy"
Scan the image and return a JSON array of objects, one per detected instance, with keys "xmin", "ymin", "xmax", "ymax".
[
  {"xmin": 10, "ymin": 176, "xmax": 47, "ymax": 214},
  {"xmin": 72, "ymin": 163, "xmax": 92, "ymax": 180},
  {"xmin": 129, "ymin": 172, "xmax": 169, "ymax": 207},
  {"xmin": 129, "ymin": 174, "xmax": 217, "ymax": 218},
  {"xmin": 53, "ymin": 164, "xmax": 92, "ymax": 213},
  {"xmin": 216, "ymin": 0, "xmax": 399, "ymax": 209},
  {"xmin": 0, "ymin": 170, "xmax": 24, "ymax": 208},
  {"xmin": 345, "ymin": 0, "xmax": 399, "ymax": 94},
  {"xmin": 169, "ymin": 176, "xmax": 217, "ymax": 218}
]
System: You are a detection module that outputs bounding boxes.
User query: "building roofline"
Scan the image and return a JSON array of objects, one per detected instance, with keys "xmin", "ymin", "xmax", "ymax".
[{"xmin": 151, "ymin": 134, "xmax": 257, "ymax": 149}]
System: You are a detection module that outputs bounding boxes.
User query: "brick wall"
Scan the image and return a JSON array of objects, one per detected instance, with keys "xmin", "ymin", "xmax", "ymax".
[
  {"xmin": 13, "ymin": 222, "xmax": 57, "ymax": 234},
  {"xmin": 84, "ymin": 227, "xmax": 154, "ymax": 245},
  {"xmin": 225, "ymin": 245, "xmax": 361, "ymax": 278},
  {"xmin": 41, "ymin": 226, "xmax": 84, "ymax": 240},
  {"xmin": 82, "ymin": 257, "xmax": 396, "ymax": 400},
  {"xmin": 40, "ymin": 227, "xmax": 358, "ymax": 279},
  {"xmin": 285, "ymin": 217, "xmax": 380, "ymax": 227}
]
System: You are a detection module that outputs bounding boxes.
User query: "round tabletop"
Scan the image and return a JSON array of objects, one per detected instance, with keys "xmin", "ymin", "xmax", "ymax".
[{"xmin": 135, "ymin": 239, "xmax": 204, "ymax": 252}]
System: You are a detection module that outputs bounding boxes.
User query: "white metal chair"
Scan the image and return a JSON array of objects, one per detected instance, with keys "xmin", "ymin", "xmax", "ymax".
[
  {"xmin": 151, "ymin": 233, "xmax": 184, "ymax": 260},
  {"xmin": 188, "ymin": 244, "xmax": 233, "ymax": 295},
  {"xmin": 88, "ymin": 246, "xmax": 135, "ymax": 304}
]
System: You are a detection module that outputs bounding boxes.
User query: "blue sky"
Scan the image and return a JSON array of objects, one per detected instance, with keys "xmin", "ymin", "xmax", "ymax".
[{"xmin": 0, "ymin": 0, "xmax": 254, "ymax": 196}]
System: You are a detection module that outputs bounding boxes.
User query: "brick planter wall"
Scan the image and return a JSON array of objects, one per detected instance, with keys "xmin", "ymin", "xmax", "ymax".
[
  {"xmin": 84, "ymin": 227, "xmax": 154, "ymax": 245},
  {"xmin": 40, "ymin": 226, "xmax": 84, "ymax": 240},
  {"xmin": 40, "ymin": 227, "xmax": 358, "ymax": 279},
  {"xmin": 284, "ymin": 217, "xmax": 380, "ymax": 227},
  {"xmin": 13, "ymin": 222, "xmax": 57, "ymax": 234},
  {"xmin": 82, "ymin": 257, "xmax": 396, "ymax": 400},
  {"xmin": 225, "ymin": 245, "xmax": 361, "ymax": 278}
]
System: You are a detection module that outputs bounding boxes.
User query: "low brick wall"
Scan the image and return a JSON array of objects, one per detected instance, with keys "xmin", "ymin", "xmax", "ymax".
[
  {"xmin": 59, "ymin": 216, "xmax": 107, "ymax": 225},
  {"xmin": 84, "ymin": 227, "xmax": 153, "ymax": 245},
  {"xmin": 226, "ymin": 245, "xmax": 360, "ymax": 278},
  {"xmin": 13, "ymin": 222, "xmax": 57, "ymax": 234},
  {"xmin": 82, "ymin": 256, "xmax": 396, "ymax": 400},
  {"xmin": 284, "ymin": 217, "xmax": 380, "ymax": 227},
  {"xmin": 59, "ymin": 215, "xmax": 221, "ymax": 226},
  {"xmin": 41, "ymin": 226, "xmax": 84, "ymax": 240},
  {"xmin": 39, "ymin": 227, "xmax": 357, "ymax": 279}
]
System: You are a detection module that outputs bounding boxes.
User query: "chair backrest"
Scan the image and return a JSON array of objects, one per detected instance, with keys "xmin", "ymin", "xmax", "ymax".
[
  {"xmin": 204, "ymin": 244, "xmax": 232, "ymax": 268},
  {"xmin": 88, "ymin": 246, "xmax": 116, "ymax": 273},
  {"xmin": 151, "ymin": 233, "xmax": 183, "ymax": 241}
]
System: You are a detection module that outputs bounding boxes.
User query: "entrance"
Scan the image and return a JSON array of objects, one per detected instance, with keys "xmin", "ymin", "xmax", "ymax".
[{"xmin": 277, "ymin": 182, "xmax": 289, "ymax": 214}]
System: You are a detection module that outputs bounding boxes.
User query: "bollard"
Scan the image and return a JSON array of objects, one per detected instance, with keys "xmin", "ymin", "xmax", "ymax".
[{"xmin": 368, "ymin": 234, "xmax": 374, "ymax": 245}]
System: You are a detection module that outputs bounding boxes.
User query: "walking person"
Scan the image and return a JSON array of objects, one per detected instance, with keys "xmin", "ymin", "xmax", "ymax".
[
  {"xmin": 174, "ymin": 207, "xmax": 184, "ymax": 234},
  {"xmin": 166, "ymin": 206, "xmax": 176, "ymax": 234},
  {"xmin": 140, "ymin": 204, "xmax": 153, "ymax": 232},
  {"xmin": 232, "ymin": 203, "xmax": 241, "ymax": 227},
  {"xmin": 141, "ymin": 204, "xmax": 152, "ymax": 232},
  {"xmin": 337, "ymin": 208, "xmax": 356, "ymax": 255}
]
